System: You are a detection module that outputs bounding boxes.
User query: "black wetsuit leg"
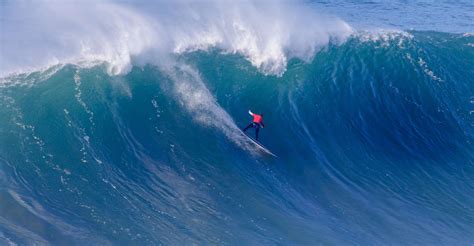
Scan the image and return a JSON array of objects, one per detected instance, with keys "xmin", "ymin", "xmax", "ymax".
[
  {"xmin": 255, "ymin": 125, "xmax": 260, "ymax": 141},
  {"xmin": 243, "ymin": 123, "xmax": 254, "ymax": 132}
]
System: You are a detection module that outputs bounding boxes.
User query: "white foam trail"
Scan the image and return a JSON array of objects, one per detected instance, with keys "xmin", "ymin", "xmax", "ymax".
[
  {"xmin": 418, "ymin": 58, "xmax": 443, "ymax": 82},
  {"xmin": 163, "ymin": 63, "xmax": 253, "ymax": 150},
  {"xmin": 0, "ymin": 0, "xmax": 353, "ymax": 77},
  {"xmin": 73, "ymin": 71, "xmax": 95, "ymax": 125}
]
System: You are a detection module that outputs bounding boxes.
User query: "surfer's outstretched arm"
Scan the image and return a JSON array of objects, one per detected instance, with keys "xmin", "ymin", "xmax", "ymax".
[{"xmin": 248, "ymin": 110, "xmax": 254, "ymax": 116}]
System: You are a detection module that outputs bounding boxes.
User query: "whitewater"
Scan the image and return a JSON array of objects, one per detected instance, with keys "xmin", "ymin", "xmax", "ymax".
[{"xmin": 1, "ymin": 0, "xmax": 473, "ymax": 245}]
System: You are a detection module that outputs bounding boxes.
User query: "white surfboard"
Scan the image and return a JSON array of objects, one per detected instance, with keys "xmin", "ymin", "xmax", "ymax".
[{"xmin": 240, "ymin": 130, "xmax": 277, "ymax": 157}]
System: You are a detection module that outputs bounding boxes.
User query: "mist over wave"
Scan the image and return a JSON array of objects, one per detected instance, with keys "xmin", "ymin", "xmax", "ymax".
[{"xmin": 0, "ymin": 0, "xmax": 352, "ymax": 77}]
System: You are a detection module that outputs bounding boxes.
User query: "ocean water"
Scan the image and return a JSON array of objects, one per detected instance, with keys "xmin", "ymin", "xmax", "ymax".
[{"xmin": 1, "ymin": 1, "xmax": 474, "ymax": 245}]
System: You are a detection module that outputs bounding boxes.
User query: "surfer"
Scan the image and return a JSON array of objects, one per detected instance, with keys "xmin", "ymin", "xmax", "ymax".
[{"xmin": 243, "ymin": 110, "xmax": 265, "ymax": 141}]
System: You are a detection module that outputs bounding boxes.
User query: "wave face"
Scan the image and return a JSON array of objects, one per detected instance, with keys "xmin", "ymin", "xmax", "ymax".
[{"xmin": 1, "ymin": 1, "xmax": 474, "ymax": 245}]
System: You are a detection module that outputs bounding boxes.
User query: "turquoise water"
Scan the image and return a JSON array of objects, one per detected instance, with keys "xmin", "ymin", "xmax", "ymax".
[{"xmin": 1, "ymin": 1, "xmax": 474, "ymax": 245}]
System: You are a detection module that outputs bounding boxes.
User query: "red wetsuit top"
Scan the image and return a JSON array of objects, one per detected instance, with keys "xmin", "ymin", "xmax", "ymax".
[
  {"xmin": 252, "ymin": 114, "xmax": 263, "ymax": 124},
  {"xmin": 249, "ymin": 110, "xmax": 264, "ymax": 127}
]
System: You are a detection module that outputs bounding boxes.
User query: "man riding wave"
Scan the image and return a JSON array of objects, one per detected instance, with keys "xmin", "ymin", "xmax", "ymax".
[{"xmin": 243, "ymin": 110, "xmax": 264, "ymax": 141}]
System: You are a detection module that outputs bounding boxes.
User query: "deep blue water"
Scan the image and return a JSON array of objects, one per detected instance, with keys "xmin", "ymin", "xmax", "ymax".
[
  {"xmin": 1, "ymin": 1, "xmax": 474, "ymax": 245},
  {"xmin": 310, "ymin": 0, "xmax": 474, "ymax": 33}
]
